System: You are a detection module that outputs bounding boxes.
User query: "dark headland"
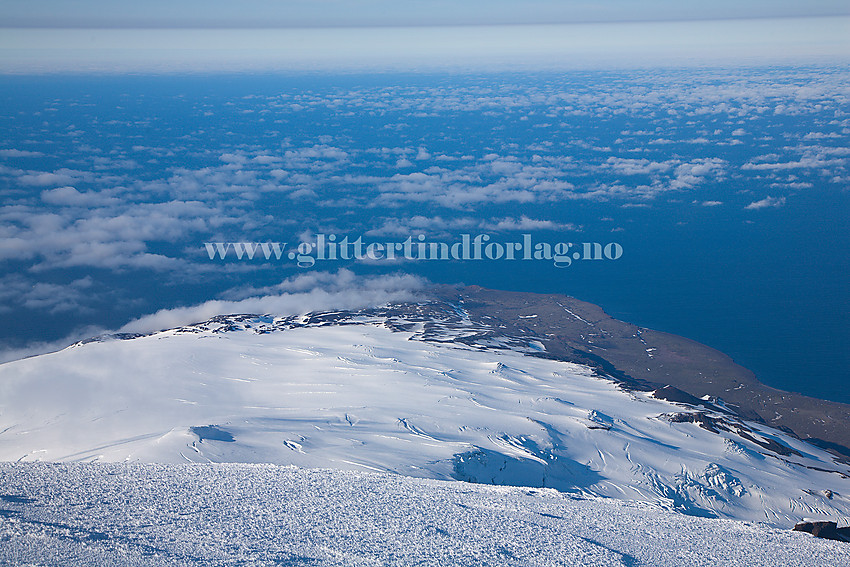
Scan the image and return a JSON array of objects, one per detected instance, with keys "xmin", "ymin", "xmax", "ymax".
[{"xmin": 434, "ymin": 285, "xmax": 850, "ymax": 461}]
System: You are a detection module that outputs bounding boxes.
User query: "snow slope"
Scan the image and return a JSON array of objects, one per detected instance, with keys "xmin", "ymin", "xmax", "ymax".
[
  {"xmin": 2, "ymin": 462, "xmax": 850, "ymax": 567},
  {"xmin": 1, "ymin": 307, "xmax": 849, "ymax": 530}
]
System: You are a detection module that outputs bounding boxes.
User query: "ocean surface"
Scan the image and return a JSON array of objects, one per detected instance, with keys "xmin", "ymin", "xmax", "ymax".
[{"xmin": 0, "ymin": 69, "xmax": 847, "ymax": 403}]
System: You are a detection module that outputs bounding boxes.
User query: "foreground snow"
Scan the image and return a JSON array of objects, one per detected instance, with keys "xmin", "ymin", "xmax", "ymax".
[
  {"xmin": 1, "ymin": 462, "xmax": 848, "ymax": 567},
  {"xmin": 1, "ymin": 311, "xmax": 849, "ymax": 530}
]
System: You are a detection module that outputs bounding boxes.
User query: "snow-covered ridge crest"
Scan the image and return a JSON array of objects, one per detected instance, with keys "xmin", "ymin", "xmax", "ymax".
[
  {"xmin": 2, "ymin": 303, "xmax": 849, "ymax": 528},
  {"xmin": 87, "ymin": 300, "xmax": 548, "ymax": 354}
]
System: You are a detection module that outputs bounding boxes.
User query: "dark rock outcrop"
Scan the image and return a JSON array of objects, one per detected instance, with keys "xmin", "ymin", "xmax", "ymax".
[
  {"xmin": 438, "ymin": 285, "xmax": 850, "ymax": 463},
  {"xmin": 793, "ymin": 521, "xmax": 850, "ymax": 543}
]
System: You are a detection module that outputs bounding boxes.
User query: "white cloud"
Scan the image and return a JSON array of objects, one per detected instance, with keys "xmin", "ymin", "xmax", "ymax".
[
  {"xmin": 252, "ymin": 154, "xmax": 281, "ymax": 164},
  {"xmin": 0, "ymin": 326, "xmax": 108, "ymax": 364},
  {"xmin": 0, "ymin": 198, "xmax": 226, "ymax": 270},
  {"xmin": 598, "ymin": 157, "xmax": 725, "ymax": 195},
  {"xmin": 0, "ymin": 149, "xmax": 44, "ymax": 158},
  {"xmin": 219, "ymin": 152, "xmax": 247, "ymax": 164},
  {"xmin": 120, "ymin": 270, "xmax": 427, "ymax": 334},
  {"xmin": 481, "ymin": 216, "xmax": 580, "ymax": 232},
  {"xmin": 745, "ymin": 196, "xmax": 786, "ymax": 209},
  {"xmin": 373, "ymin": 160, "xmax": 575, "ymax": 208},
  {"xmin": 802, "ymin": 131, "xmax": 842, "ymax": 140},
  {"xmin": 364, "ymin": 216, "xmax": 477, "ymax": 237},
  {"xmin": 769, "ymin": 181, "xmax": 812, "ymax": 189},
  {"xmin": 40, "ymin": 186, "xmax": 121, "ymax": 207},
  {"xmin": 742, "ymin": 157, "xmax": 838, "ymax": 170},
  {"xmin": 289, "ymin": 188, "xmax": 318, "ymax": 199},
  {"xmin": 283, "ymin": 145, "xmax": 350, "ymax": 169},
  {"xmin": 605, "ymin": 157, "xmax": 673, "ymax": 175},
  {"xmin": 670, "ymin": 158, "xmax": 725, "ymax": 189},
  {"xmin": 18, "ymin": 171, "xmax": 77, "ymax": 186},
  {"xmin": 742, "ymin": 146, "xmax": 848, "ymax": 172},
  {"xmin": 676, "ymin": 160, "xmax": 723, "ymax": 178},
  {"xmin": 21, "ymin": 277, "xmax": 94, "ymax": 313},
  {"xmin": 0, "ymin": 274, "xmax": 95, "ymax": 316}
]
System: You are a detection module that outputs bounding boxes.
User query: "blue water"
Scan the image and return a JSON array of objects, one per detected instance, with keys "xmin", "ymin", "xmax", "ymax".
[{"xmin": 0, "ymin": 69, "xmax": 847, "ymax": 403}]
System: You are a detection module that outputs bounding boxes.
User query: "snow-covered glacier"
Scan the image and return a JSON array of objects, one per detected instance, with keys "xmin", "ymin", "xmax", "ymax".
[
  {"xmin": 2, "ymin": 302, "xmax": 849, "ymax": 534},
  {"xmin": 3, "ymin": 462, "xmax": 850, "ymax": 567}
]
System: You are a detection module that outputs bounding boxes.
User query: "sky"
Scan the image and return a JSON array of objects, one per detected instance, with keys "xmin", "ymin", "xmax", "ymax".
[
  {"xmin": 1, "ymin": 16, "xmax": 848, "ymax": 73},
  {"xmin": 0, "ymin": 1, "xmax": 848, "ymax": 72},
  {"xmin": 2, "ymin": 0, "xmax": 848, "ymax": 28}
]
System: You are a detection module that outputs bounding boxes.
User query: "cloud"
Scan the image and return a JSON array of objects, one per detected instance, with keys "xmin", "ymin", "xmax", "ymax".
[
  {"xmin": 480, "ymin": 216, "xmax": 581, "ymax": 232},
  {"xmin": 701, "ymin": 200, "xmax": 723, "ymax": 206},
  {"xmin": 745, "ymin": 196, "xmax": 786, "ymax": 209},
  {"xmin": 252, "ymin": 154, "xmax": 282, "ymax": 164},
  {"xmin": 283, "ymin": 145, "xmax": 350, "ymax": 169},
  {"xmin": 373, "ymin": 162, "xmax": 574, "ymax": 208},
  {"xmin": 362, "ymin": 215, "xmax": 580, "ymax": 236},
  {"xmin": 0, "ymin": 149, "xmax": 44, "ymax": 158},
  {"xmin": 219, "ymin": 152, "xmax": 248, "ymax": 164},
  {"xmin": 669, "ymin": 158, "xmax": 725, "ymax": 189},
  {"xmin": 119, "ymin": 269, "xmax": 428, "ymax": 334},
  {"xmin": 605, "ymin": 157, "xmax": 673, "ymax": 175},
  {"xmin": 769, "ymin": 181, "xmax": 812, "ymax": 189},
  {"xmin": 0, "ymin": 274, "xmax": 95, "ymax": 315},
  {"xmin": 0, "ymin": 199, "xmax": 224, "ymax": 270},
  {"xmin": 742, "ymin": 146, "xmax": 848, "ymax": 172},
  {"xmin": 364, "ymin": 216, "xmax": 478, "ymax": 237},
  {"xmin": 227, "ymin": 268, "xmax": 426, "ymax": 297},
  {"xmin": 40, "ymin": 186, "xmax": 121, "ymax": 207},
  {"xmin": 0, "ymin": 326, "xmax": 108, "ymax": 364},
  {"xmin": 18, "ymin": 171, "xmax": 78, "ymax": 186},
  {"xmin": 742, "ymin": 157, "xmax": 839, "ymax": 170},
  {"xmin": 598, "ymin": 157, "xmax": 725, "ymax": 196},
  {"xmin": 21, "ymin": 277, "xmax": 94, "ymax": 313}
]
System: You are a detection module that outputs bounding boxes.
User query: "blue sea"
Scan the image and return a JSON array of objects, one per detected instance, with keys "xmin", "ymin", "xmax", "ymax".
[{"xmin": 0, "ymin": 70, "xmax": 847, "ymax": 403}]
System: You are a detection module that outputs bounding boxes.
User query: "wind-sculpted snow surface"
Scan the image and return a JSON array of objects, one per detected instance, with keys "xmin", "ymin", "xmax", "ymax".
[
  {"xmin": 1, "ymin": 463, "xmax": 849, "ymax": 567},
  {"xmin": 1, "ymin": 305, "xmax": 849, "ymax": 530}
]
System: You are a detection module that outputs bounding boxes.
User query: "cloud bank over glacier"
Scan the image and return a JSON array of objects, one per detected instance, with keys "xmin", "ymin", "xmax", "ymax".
[{"xmin": 119, "ymin": 269, "xmax": 427, "ymax": 334}]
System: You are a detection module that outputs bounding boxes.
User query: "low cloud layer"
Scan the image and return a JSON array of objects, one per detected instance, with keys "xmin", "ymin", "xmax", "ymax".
[{"xmin": 119, "ymin": 270, "xmax": 428, "ymax": 334}]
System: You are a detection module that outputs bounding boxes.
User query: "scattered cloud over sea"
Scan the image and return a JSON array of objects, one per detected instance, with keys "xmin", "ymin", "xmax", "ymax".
[{"xmin": 0, "ymin": 67, "xmax": 847, "ymax": 351}]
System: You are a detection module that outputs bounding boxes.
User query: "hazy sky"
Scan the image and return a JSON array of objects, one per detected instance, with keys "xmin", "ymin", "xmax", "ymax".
[
  {"xmin": 1, "ymin": 3, "xmax": 848, "ymax": 72},
  {"xmin": 3, "ymin": 0, "xmax": 849, "ymax": 28}
]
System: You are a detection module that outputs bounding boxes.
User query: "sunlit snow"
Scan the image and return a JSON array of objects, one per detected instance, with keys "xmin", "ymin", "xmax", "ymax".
[{"xmin": 2, "ymin": 311, "xmax": 848, "ymax": 531}]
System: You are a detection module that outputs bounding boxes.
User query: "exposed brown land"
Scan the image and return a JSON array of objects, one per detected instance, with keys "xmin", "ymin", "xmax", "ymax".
[{"xmin": 435, "ymin": 285, "xmax": 850, "ymax": 460}]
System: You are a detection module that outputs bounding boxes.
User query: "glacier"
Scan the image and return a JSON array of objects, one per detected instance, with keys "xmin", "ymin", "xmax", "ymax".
[
  {"xmin": 2, "ymin": 301, "xmax": 850, "ymax": 564},
  {"xmin": 2, "ymin": 462, "xmax": 850, "ymax": 566}
]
